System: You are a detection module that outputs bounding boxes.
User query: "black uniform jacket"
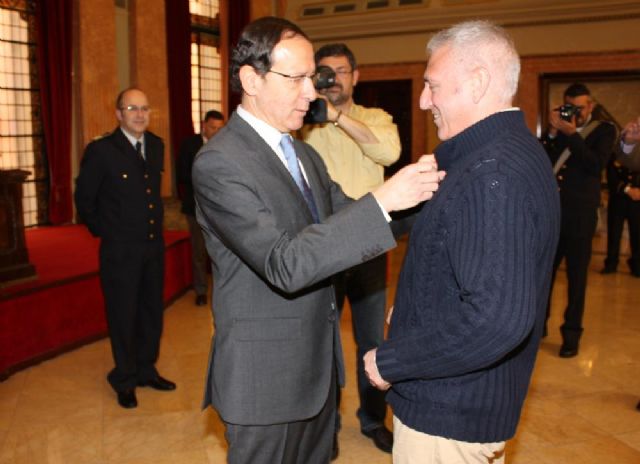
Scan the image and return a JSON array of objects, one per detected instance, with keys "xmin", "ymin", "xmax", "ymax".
[
  {"xmin": 75, "ymin": 128, "xmax": 164, "ymax": 242},
  {"xmin": 542, "ymin": 120, "xmax": 616, "ymax": 236}
]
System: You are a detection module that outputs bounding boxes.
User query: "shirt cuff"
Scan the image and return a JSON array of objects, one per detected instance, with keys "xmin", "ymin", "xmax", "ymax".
[
  {"xmin": 374, "ymin": 197, "xmax": 392, "ymax": 222},
  {"xmin": 621, "ymin": 141, "xmax": 636, "ymax": 154}
]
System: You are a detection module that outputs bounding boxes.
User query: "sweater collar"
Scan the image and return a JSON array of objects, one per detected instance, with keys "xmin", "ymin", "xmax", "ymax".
[{"xmin": 434, "ymin": 109, "xmax": 525, "ymax": 170}]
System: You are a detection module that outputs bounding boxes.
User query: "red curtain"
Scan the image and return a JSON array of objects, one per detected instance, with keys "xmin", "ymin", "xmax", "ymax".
[
  {"xmin": 165, "ymin": 0, "xmax": 194, "ymax": 160},
  {"xmin": 165, "ymin": 0, "xmax": 251, "ymax": 154},
  {"xmin": 228, "ymin": 0, "xmax": 251, "ymax": 112},
  {"xmin": 36, "ymin": 0, "xmax": 73, "ymax": 225}
]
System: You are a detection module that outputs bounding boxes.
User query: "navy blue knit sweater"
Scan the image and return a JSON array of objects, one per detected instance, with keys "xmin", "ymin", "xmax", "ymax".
[{"xmin": 376, "ymin": 110, "xmax": 560, "ymax": 443}]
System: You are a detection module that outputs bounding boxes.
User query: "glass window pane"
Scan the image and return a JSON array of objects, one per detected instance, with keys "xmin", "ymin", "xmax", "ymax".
[
  {"xmin": 190, "ymin": 2, "xmax": 222, "ymax": 130},
  {"xmin": 0, "ymin": 4, "xmax": 44, "ymax": 226},
  {"xmin": 189, "ymin": 0, "xmax": 219, "ymax": 18}
]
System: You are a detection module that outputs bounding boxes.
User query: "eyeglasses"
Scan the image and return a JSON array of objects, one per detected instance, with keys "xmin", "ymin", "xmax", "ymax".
[
  {"xmin": 267, "ymin": 69, "xmax": 319, "ymax": 86},
  {"xmin": 120, "ymin": 105, "xmax": 150, "ymax": 113},
  {"xmin": 333, "ymin": 68, "xmax": 353, "ymax": 76}
]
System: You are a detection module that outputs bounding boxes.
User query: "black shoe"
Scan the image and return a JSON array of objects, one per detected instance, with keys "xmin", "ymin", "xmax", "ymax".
[
  {"xmin": 138, "ymin": 375, "xmax": 176, "ymax": 391},
  {"xmin": 362, "ymin": 426, "xmax": 393, "ymax": 453},
  {"xmin": 195, "ymin": 294, "xmax": 207, "ymax": 306},
  {"xmin": 559, "ymin": 344, "xmax": 579, "ymax": 358},
  {"xmin": 600, "ymin": 266, "xmax": 616, "ymax": 274},
  {"xmin": 559, "ymin": 327, "xmax": 582, "ymax": 358},
  {"xmin": 117, "ymin": 388, "xmax": 137, "ymax": 408},
  {"xmin": 331, "ymin": 433, "xmax": 339, "ymax": 461}
]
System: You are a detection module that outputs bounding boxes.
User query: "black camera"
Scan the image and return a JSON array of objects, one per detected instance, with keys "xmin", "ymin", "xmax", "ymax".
[
  {"xmin": 304, "ymin": 65, "xmax": 337, "ymax": 124},
  {"xmin": 314, "ymin": 65, "xmax": 336, "ymax": 90},
  {"xmin": 557, "ymin": 103, "xmax": 581, "ymax": 122}
]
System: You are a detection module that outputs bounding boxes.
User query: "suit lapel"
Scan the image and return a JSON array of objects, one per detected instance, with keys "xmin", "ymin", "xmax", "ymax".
[
  {"xmin": 110, "ymin": 128, "xmax": 142, "ymax": 166},
  {"xmin": 227, "ymin": 114, "xmax": 318, "ymax": 223},
  {"xmin": 144, "ymin": 134, "xmax": 162, "ymax": 171},
  {"xmin": 110, "ymin": 128, "xmax": 163, "ymax": 173},
  {"xmin": 293, "ymin": 139, "xmax": 326, "ymax": 221}
]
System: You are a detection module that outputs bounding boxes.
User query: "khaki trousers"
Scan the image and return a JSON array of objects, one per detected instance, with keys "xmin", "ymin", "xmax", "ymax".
[{"xmin": 393, "ymin": 416, "xmax": 505, "ymax": 464}]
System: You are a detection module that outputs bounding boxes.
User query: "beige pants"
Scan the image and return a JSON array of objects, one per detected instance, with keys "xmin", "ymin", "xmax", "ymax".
[{"xmin": 393, "ymin": 416, "xmax": 506, "ymax": 464}]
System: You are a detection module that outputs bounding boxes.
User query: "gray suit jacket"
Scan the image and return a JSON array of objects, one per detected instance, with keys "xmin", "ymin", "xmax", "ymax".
[{"xmin": 193, "ymin": 112, "xmax": 396, "ymax": 426}]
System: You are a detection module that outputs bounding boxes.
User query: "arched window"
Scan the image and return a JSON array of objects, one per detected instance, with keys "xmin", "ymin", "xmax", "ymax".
[
  {"xmin": 190, "ymin": 0, "xmax": 221, "ymax": 133},
  {"xmin": 0, "ymin": 0, "xmax": 45, "ymax": 227}
]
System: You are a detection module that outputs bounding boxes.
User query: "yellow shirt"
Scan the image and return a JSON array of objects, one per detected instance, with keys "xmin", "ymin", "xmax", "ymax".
[{"xmin": 301, "ymin": 103, "xmax": 401, "ymax": 199}]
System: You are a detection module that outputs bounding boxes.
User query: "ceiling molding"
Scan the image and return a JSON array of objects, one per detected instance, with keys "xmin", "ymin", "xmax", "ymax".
[{"xmin": 290, "ymin": 0, "xmax": 640, "ymax": 41}]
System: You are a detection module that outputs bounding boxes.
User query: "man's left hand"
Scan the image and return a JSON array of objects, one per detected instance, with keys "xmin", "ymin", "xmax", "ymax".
[
  {"xmin": 364, "ymin": 348, "xmax": 391, "ymax": 391},
  {"xmin": 627, "ymin": 186, "xmax": 640, "ymax": 201},
  {"xmin": 621, "ymin": 117, "xmax": 640, "ymax": 144},
  {"xmin": 549, "ymin": 109, "xmax": 577, "ymax": 136},
  {"xmin": 315, "ymin": 94, "xmax": 340, "ymax": 123}
]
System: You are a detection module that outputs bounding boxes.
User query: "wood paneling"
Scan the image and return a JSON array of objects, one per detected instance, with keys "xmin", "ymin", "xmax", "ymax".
[
  {"xmin": 130, "ymin": 0, "xmax": 172, "ymax": 196},
  {"xmin": 357, "ymin": 62, "xmax": 429, "ymax": 161},
  {"xmin": 74, "ymin": 0, "xmax": 118, "ymax": 147},
  {"xmin": 519, "ymin": 50, "xmax": 640, "ymax": 135}
]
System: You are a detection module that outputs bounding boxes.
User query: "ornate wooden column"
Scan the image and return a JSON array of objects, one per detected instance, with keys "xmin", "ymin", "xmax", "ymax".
[{"xmin": 0, "ymin": 170, "xmax": 37, "ymax": 286}]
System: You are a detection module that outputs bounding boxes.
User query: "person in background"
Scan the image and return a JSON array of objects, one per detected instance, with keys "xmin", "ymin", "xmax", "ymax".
[
  {"xmin": 364, "ymin": 20, "xmax": 560, "ymax": 463},
  {"xmin": 301, "ymin": 42, "xmax": 400, "ymax": 457},
  {"xmin": 541, "ymin": 83, "xmax": 616, "ymax": 357},
  {"xmin": 192, "ymin": 16, "xmax": 445, "ymax": 464},
  {"xmin": 602, "ymin": 116, "xmax": 640, "ymax": 277},
  {"xmin": 75, "ymin": 87, "xmax": 176, "ymax": 409},
  {"xmin": 177, "ymin": 110, "xmax": 225, "ymax": 306}
]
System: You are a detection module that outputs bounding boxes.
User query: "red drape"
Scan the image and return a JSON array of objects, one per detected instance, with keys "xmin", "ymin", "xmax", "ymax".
[
  {"xmin": 36, "ymin": 0, "xmax": 73, "ymax": 225},
  {"xmin": 165, "ymin": 0, "xmax": 194, "ymax": 160},
  {"xmin": 228, "ymin": 0, "xmax": 251, "ymax": 112},
  {"xmin": 164, "ymin": 0, "xmax": 251, "ymax": 151}
]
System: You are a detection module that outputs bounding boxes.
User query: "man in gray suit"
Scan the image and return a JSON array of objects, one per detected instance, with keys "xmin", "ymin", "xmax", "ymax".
[{"xmin": 192, "ymin": 16, "xmax": 444, "ymax": 464}]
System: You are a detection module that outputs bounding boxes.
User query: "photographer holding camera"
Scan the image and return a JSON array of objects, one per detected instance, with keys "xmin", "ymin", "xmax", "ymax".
[
  {"xmin": 301, "ymin": 43, "xmax": 400, "ymax": 457},
  {"xmin": 541, "ymin": 82, "xmax": 616, "ymax": 358}
]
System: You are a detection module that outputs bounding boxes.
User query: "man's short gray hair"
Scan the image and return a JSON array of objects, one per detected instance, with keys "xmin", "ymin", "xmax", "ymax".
[{"xmin": 427, "ymin": 20, "xmax": 520, "ymax": 103}]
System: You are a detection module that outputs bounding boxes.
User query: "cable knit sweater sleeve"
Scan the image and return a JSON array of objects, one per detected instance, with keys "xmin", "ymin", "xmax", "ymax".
[{"xmin": 376, "ymin": 141, "xmax": 542, "ymax": 384}]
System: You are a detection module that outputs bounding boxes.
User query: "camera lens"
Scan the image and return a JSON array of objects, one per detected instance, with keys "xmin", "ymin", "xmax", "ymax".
[
  {"xmin": 559, "ymin": 104, "xmax": 579, "ymax": 122},
  {"xmin": 314, "ymin": 65, "xmax": 336, "ymax": 90}
]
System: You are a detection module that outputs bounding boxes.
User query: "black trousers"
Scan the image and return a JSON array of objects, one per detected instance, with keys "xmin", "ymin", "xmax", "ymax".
[
  {"xmin": 224, "ymin": 366, "xmax": 336, "ymax": 464},
  {"xmin": 333, "ymin": 254, "xmax": 387, "ymax": 433},
  {"xmin": 605, "ymin": 192, "xmax": 640, "ymax": 273},
  {"xmin": 99, "ymin": 239, "xmax": 165, "ymax": 391},
  {"xmin": 546, "ymin": 210, "xmax": 597, "ymax": 338}
]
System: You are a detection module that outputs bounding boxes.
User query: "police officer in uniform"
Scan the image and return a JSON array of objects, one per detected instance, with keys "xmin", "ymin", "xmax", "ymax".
[
  {"xmin": 602, "ymin": 117, "xmax": 640, "ymax": 277},
  {"xmin": 75, "ymin": 87, "xmax": 176, "ymax": 409}
]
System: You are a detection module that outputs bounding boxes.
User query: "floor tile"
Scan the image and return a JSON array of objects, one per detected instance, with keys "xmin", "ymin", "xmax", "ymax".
[{"xmin": 2, "ymin": 236, "xmax": 639, "ymax": 463}]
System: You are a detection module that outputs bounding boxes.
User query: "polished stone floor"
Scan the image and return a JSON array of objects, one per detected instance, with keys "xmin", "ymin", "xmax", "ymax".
[{"xmin": 1, "ymin": 236, "xmax": 639, "ymax": 463}]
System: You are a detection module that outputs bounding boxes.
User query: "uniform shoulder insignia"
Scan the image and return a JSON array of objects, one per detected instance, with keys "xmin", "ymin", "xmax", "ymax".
[
  {"xmin": 92, "ymin": 132, "xmax": 110, "ymax": 141},
  {"xmin": 145, "ymin": 130, "xmax": 163, "ymax": 142}
]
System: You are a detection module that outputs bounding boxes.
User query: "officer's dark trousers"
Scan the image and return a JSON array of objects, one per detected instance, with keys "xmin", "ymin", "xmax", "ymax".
[{"xmin": 99, "ymin": 239, "xmax": 165, "ymax": 392}]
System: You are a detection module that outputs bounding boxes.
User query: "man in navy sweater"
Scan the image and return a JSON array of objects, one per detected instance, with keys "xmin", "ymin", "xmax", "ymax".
[{"xmin": 364, "ymin": 21, "xmax": 560, "ymax": 463}]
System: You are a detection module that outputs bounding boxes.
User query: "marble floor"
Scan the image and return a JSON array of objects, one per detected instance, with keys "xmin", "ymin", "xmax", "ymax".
[{"xmin": 1, "ymin": 236, "xmax": 639, "ymax": 463}]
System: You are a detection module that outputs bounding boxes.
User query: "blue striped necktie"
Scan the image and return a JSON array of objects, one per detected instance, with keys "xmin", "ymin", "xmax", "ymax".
[{"xmin": 280, "ymin": 134, "xmax": 319, "ymax": 223}]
